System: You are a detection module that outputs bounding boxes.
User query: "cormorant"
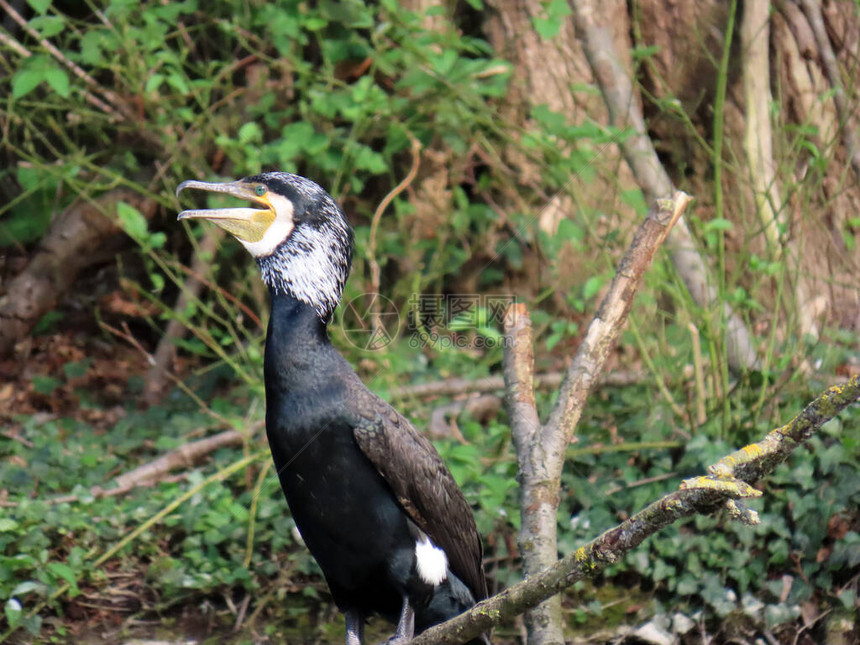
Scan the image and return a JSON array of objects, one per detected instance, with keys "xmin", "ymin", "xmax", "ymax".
[{"xmin": 176, "ymin": 172, "xmax": 488, "ymax": 645}]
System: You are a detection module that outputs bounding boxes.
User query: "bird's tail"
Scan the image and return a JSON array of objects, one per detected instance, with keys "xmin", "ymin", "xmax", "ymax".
[{"xmin": 416, "ymin": 574, "xmax": 491, "ymax": 645}]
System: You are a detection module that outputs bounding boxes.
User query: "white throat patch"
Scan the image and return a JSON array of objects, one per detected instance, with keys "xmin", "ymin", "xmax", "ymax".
[
  {"xmin": 238, "ymin": 193, "xmax": 295, "ymax": 258},
  {"xmin": 415, "ymin": 537, "xmax": 448, "ymax": 586}
]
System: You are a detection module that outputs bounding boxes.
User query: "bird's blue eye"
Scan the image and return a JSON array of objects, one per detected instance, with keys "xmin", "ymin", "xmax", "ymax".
[{"xmin": 255, "ymin": 185, "xmax": 267, "ymax": 196}]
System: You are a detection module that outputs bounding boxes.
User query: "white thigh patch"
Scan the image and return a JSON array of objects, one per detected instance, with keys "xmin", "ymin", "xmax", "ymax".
[{"xmin": 415, "ymin": 537, "xmax": 448, "ymax": 586}]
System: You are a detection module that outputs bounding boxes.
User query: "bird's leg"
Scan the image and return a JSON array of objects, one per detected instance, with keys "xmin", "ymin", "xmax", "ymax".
[
  {"xmin": 346, "ymin": 610, "xmax": 364, "ymax": 645},
  {"xmin": 384, "ymin": 596, "xmax": 415, "ymax": 645}
]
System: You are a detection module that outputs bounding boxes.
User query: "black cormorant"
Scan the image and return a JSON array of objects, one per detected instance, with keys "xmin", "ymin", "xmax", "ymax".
[{"xmin": 176, "ymin": 172, "xmax": 488, "ymax": 645}]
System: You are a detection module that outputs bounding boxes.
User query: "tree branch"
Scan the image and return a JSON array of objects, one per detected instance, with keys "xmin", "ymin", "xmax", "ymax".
[
  {"xmin": 799, "ymin": 0, "xmax": 860, "ymax": 179},
  {"xmin": 545, "ymin": 193, "xmax": 690, "ymax": 441},
  {"xmin": 389, "ymin": 371, "xmax": 644, "ymax": 401},
  {"xmin": 412, "ymin": 376, "xmax": 860, "ymax": 645},
  {"xmin": 501, "ymin": 304, "xmax": 560, "ymax": 643},
  {"xmin": 499, "ymin": 192, "xmax": 689, "ymax": 645},
  {"xmin": 0, "ymin": 189, "xmax": 158, "ymax": 357},
  {"xmin": 571, "ymin": 0, "xmax": 760, "ymax": 371}
]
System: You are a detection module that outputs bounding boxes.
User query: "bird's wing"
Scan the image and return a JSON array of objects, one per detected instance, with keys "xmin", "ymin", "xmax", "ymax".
[{"xmin": 351, "ymin": 397, "xmax": 487, "ymax": 600}]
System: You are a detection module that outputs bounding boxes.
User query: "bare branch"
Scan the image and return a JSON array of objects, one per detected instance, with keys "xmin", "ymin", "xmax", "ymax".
[
  {"xmin": 499, "ymin": 193, "xmax": 689, "ymax": 645},
  {"xmin": 710, "ymin": 375, "xmax": 860, "ymax": 483},
  {"xmin": 411, "ymin": 376, "xmax": 860, "ymax": 645},
  {"xmin": 546, "ymin": 193, "xmax": 690, "ymax": 441},
  {"xmin": 0, "ymin": 189, "xmax": 158, "ymax": 357},
  {"xmin": 0, "ymin": 426, "xmax": 259, "ymax": 508},
  {"xmin": 799, "ymin": 0, "xmax": 860, "ymax": 179},
  {"xmin": 390, "ymin": 371, "xmax": 643, "ymax": 401},
  {"xmin": 502, "ymin": 304, "xmax": 541, "ymax": 453},
  {"xmin": 111, "ymin": 427, "xmax": 256, "ymax": 490},
  {"xmin": 571, "ymin": 0, "xmax": 759, "ymax": 371},
  {"xmin": 502, "ymin": 303, "xmax": 560, "ymax": 645}
]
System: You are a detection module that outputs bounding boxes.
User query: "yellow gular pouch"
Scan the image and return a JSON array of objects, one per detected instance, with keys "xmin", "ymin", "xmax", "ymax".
[
  {"xmin": 210, "ymin": 207, "xmax": 275, "ymax": 243},
  {"xmin": 175, "ymin": 179, "xmax": 277, "ymax": 246}
]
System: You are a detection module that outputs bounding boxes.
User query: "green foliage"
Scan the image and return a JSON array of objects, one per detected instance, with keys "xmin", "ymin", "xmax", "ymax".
[
  {"xmin": 556, "ymin": 385, "xmax": 860, "ymax": 629},
  {"xmin": 1, "ymin": 0, "xmax": 858, "ymax": 641}
]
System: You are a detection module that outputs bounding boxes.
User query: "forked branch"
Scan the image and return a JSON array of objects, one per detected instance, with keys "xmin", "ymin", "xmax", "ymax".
[{"xmin": 412, "ymin": 376, "xmax": 860, "ymax": 645}]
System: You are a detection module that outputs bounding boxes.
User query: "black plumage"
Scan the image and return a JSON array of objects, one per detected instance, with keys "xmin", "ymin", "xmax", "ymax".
[{"xmin": 177, "ymin": 172, "xmax": 488, "ymax": 644}]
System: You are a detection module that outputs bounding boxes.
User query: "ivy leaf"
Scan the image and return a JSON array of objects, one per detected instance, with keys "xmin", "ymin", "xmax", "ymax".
[{"xmin": 532, "ymin": 17, "xmax": 561, "ymax": 40}]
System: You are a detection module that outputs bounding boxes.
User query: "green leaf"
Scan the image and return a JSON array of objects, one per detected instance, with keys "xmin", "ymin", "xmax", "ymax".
[
  {"xmin": 238, "ymin": 122, "xmax": 263, "ymax": 144},
  {"xmin": 0, "ymin": 518, "xmax": 19, "ymax": 531},
  {"xmin": 116, "ymin": 201, "xmax": 148, "ymax": 241},
  {"xmin": 12, "ymin": 69, "xmax": 44, "ymax": 99},
  {"xmin": 43, "ymin": 67, "xmax": 70, "ymax": 98},
  {"xmin": 27, "ymin": 0, "xmax": 52, "ymax": 14},
  {"xmin": 557, "ymin": 218, "xmax": 584, "ymax": 243},
  {"xmin": 145, "ymin": 73, "xmax": 165, "ymax": 94},
  {"xmin": 63, "ymin": 359, "xmax": 91, "ymax": 379},
  {"xmin": 166, "ymin": 72, "xmax": 190, "ymax": 94},
  {"xmin": 583, "ymin": 275, "xmax": 604, "ymax": 301},
  {"xmin": 80, "ymin": 29, "xmax": 108, "ymax": 65},
  {"xmin": 4, "ymin": 599, "xmax": 22, "ymax": 629},
  {"xmin": 47, "ymin": 562, "xmax": 79, "ymax": 593},
  {"xmin": 32, "ymin": 375, "xmax": 61, "ymax": 395},
  {"xmin": 704, "ymin": 217, "xmax": 733, "ymax": 233},
  {"xmin": 12, "ymin": 55, "xmax": 68, "ymax": 99},
  {"xmin": 29, "ymin": 15, "xmax": 65, "ymax": 37},
  {"xmin": 353, "ymin": 145, "xmax": 387, "ymax": 174},
  {"xmin": 11, "ymin": 581, "xmax": 45, "ymax": 597},
  {"xmin": 532, "ymin": 16, "xmax": 560, "ymax": 40}
]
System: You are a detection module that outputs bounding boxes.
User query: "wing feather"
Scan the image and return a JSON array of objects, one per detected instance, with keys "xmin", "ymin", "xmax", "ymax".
[{"xmin": 351, "ymin": 396, "xmax": 487, "ymax": 600}]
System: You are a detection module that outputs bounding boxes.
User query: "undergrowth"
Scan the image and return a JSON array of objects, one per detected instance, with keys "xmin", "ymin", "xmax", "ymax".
[{"xmin": 1, "ymin": 0, "xmax": 858, "ymax": 643}]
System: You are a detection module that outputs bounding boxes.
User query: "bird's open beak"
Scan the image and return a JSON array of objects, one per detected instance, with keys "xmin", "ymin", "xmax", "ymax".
[{"xmin": 176, "ymin": 179, "xmax": 275, "ymax": 243}]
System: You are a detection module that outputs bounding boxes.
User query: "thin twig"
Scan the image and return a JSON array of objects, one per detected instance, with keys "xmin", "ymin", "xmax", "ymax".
[
  {"xmin": 1, "ymin": 430, "xmax": 34, "ymax": 448},
  {"xmin": 0, "ymin": 30, "xmax": 31, "ymax": 58},
  {"xmin": 173, "ymin": 259, "xmax": 263, "ymax": 329},
  {"xmin": 145, "ymin": 228, "xmax": 226, "ymax": 403},
  {"xmin": 98, "ymin": 321, "xmax": 155, "ymax": 366},
  {"xmin": 0, "ymin": 0, "xmax": 126, "ymax": 120},
  {"xmin": 389, "ymin": 370, "xmax": 643, "ymax": 401},
  {"xmin": 367, "ymin": 135, "xmax": 422, "ymax": 329}
]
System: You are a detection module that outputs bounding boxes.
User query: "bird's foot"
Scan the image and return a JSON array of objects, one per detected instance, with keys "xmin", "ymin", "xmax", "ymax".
[
  {"xmin": 377, "ymin": 597, "xmax": 415, "ymax": 645},
  {"xmin": 379, "ymin": 636, "xmax": 412, "ymax": 645}
]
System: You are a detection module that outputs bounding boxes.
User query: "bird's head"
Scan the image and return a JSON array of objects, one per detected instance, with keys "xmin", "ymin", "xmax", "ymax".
[{"xmin": 177, "ymin": 172, "xmax": 353, "ymax": 321}]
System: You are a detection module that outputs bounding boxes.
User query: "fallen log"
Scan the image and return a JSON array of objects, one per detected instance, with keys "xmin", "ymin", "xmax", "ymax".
[{"xmin": 0, "ymin": 188, "xmax": 158, "ymax": 357}]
